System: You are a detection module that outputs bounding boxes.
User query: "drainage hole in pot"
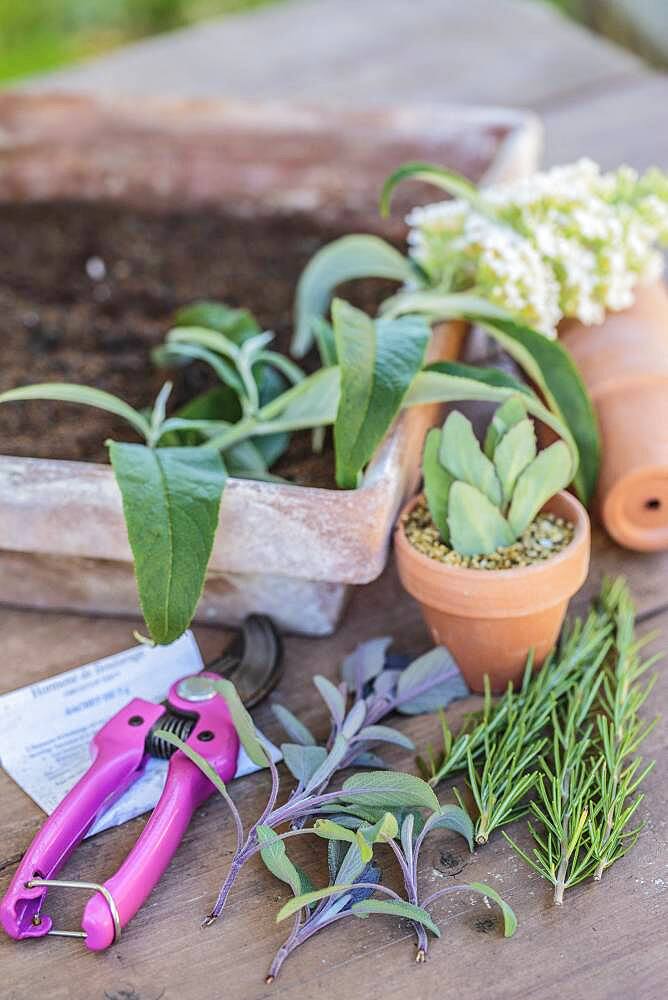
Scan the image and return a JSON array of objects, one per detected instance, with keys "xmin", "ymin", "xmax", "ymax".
[{"xmin": 645, "ymin": 498, "xmax": 662, "ymax": 511}]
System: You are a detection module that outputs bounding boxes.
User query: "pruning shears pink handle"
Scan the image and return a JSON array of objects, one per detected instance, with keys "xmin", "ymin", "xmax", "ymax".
[{"xmin": 0, "ymin": 673, "xmax": 240, "ymax": 949}]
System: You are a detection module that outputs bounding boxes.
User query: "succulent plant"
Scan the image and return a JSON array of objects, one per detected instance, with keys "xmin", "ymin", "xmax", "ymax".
[{"xmin": 423, "ymin": 396, "xmax": 572, "ymax": 556}]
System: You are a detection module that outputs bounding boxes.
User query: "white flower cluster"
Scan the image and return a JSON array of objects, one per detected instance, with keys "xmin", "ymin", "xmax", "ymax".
[{"xmin": 406, "ymin": 159, "xmax": 668, "ymax": 337}]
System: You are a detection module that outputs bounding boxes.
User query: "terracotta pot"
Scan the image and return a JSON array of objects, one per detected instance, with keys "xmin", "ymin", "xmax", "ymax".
[
  {"xmin": 560, "ymin": 282, "xmax": 668, "ymax": 551},
  {"xmin": 394, "ymin": 491, "xmax": 591, "ymax": 693}
]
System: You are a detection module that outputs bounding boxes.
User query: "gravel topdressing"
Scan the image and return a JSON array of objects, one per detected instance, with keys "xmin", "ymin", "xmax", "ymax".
[{"xmin": 403, "ymin": 496, "xmax": 575, "ymax": 570}]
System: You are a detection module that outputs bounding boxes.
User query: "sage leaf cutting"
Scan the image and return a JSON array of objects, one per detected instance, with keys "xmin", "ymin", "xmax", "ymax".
[
  {"xmin": 292, "ymin": 234, "xmax": 413, "ymax": 357},
  {"xmin": 332, "ymin": 298, "xmax": 429, "ymax": 488},
  {"xmin": 108, "ymin": 442, "xmax": 227, "ymax": 645}
]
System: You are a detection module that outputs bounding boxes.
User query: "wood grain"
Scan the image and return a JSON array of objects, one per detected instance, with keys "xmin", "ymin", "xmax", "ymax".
[
  {"xmin": 2, "ymin": 0, "xmax": 667, "ymax": 996},
  {"xmin": 1, "ymin": 528, "xmax": 666, "ymax": 1000}
]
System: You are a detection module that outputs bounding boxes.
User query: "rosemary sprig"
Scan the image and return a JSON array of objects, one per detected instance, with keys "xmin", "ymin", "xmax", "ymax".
[
  {"xmin": 590, "ymin": 578, "xmax": 659, "ymax": 879},
  {"xmin": 504, "ymin": 578, "xmax": 659, "ymax": 902},
  {"xmin": 422, "ymin": 601, "xmax": 615, "ymax": 844}
]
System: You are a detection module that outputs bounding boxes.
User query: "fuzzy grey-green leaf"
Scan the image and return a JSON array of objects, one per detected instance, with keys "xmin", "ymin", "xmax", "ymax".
[
  {"xmin": 313, "ymin": 675, "xmax": 346, "ymax": 725},
  {"xmin": 281, "ymin": 744, "xmax": 328, "ymax": 785},
  {"xmin": 351, "ymin": 899, "xmax": 441, "ymax": 937},
  {"xmin": 255, "ymin": 365, "xmax": 340, "ymax": 430},
  {"xmin": 257, "ymin": 825, "xmax": 303, "ymax": 896},
  {"xmin": 468, "ymin": 882, "xmax": 518, "ymax": 937},
  {"xmin": 341, "ymin": 637, "xmax": 392, "ymax": 692},
  {"xmin": 396, "ymin": 647, "xmax": 466, "ymax": 715},
  {"xmin": 0, "ymin": 383, "xmax": 151, "ymax": 440},
  {"xmin": 215, "ymin": 678, "xmax": 268, "ymax": 768},
  {"xmin": 356, "ymin": 725, "xmax": 415, "ymax": 751},
  {"xmin": 341, "ymin": 771, "xmax": 439, "ymax": 812},
  {"xmin": 426, "ymin": 805, "xmax": 475, "ymax": 851},
  {"xmin": 271, "ymin": 703, "xmax": 317, "ymax": 746}
]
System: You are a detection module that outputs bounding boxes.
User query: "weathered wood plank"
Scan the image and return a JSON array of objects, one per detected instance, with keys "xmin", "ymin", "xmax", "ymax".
[
  {"xmin": 1, "ymin": 550, "xmax": 665, "ymax": 1000},
  {"xmin": 542, "ymin": 74, "xmax": 668, "ymax": 169},
  {"xmin": 27, "ymin": 0, "xmax": 645, "ymax": 110}
]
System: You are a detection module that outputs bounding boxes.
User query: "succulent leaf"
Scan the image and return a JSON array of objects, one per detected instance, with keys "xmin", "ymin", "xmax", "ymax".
[
  {"xmin": 448, "ymin": 481, "xmax": 514, "ymax": 556},
  {"xmin": 440, "ymin": 411, "xmax": 502, "ymax": 506},
  {"xmin": 484, "ymin": 395, "xmax": 528, "ymax": 458},
  {"xmin": 493, "ymin": 418, "xmax": 537, "ymax": 507},
  {"xmin": 507, "ymin": 441, "xmax": 572, "ymax": 536},
  {"xmin": 422, "ymin": 427, "xmax": 453, "ymax": 542}
]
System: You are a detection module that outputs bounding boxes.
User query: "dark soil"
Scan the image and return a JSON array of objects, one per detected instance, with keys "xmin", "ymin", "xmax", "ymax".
[{"xmin": 0, "ymin": 201, "xmax": 397, "ymax": 485}]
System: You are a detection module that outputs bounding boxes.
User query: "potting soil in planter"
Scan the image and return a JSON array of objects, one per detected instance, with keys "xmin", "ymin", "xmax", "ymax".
[
  {"xmin": 403, "ymin": 496, "xmax": 575, "ymax": 570},
  {"xmin": 0, "ymin": 201, "xmax": 396, "ymax": 485}
]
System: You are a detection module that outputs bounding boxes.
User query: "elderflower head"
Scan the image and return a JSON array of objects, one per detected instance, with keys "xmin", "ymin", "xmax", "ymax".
[{"xmin": 406, "ymin": 159, "xmax": 668, "ymax": 337}]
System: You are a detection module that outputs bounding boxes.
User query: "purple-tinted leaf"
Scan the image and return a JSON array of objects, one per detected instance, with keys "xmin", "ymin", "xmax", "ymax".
[
  {"xmin": 315, "ymin": 892, "xmax": 354, "ymax": 923},
  {"xmin": 347, "ymin": 862, "xmax": 381, "ymax": 905},
  {"xmin": 342, "ymin": 700, "xmax": 368, "ymax": 738},
  {"xmin": 349, "ymin": 751, "xmax": 388, "ymax": 769},
  {"xmin": 313, "ymin": 674, "xmax": 347, "ymax": 725},
  {"xmin": 342, "ymin": 637, "xmax": 393, "ymax": 692},
  {"xmin": 322, "ymin": 814, "xmax": 365, "ymax": 830},
  {"xmin": 356, "ymin": 725, "xmax": 415, "ymax": 751},
  {"xmin": 335, "ymin": 839, "xmax": 368, "ymax": 885},
  {"xmin": 305, "ymin": 732, "xmax": 348, "ymax": 791},
  {"xmin": 396, "ymin": 647, "xmax": 469, "ymax": 715},
  {"xmin": 373, "ymin": 669, "xmax": 401, "ymax": 698}
]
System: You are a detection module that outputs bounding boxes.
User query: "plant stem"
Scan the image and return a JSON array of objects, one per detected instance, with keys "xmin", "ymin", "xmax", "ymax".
[{"xmin": 553, "ymin": 769, "xmax": 571, "ymax": 906}]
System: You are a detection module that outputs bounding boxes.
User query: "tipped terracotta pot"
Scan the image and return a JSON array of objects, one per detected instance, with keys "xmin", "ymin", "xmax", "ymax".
[
  {"xmin": 560, "ymin": 282, "xmax": 668, "ymax": 551},
  {"xmin": 394, "ymin": 491, "xmax": 590, "ymax": 693}
]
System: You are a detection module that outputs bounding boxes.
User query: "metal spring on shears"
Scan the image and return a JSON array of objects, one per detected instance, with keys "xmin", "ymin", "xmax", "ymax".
[{"xmin": 146, "ymin": 711, "xmax": 195, "ymax": 759}]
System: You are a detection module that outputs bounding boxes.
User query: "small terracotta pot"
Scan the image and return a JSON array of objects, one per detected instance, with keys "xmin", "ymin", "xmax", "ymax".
[
  {"xmin": 432, "ymin": 320, "xmax": 468, "ymax": 362},
  {"xmin": 560, "ymin": 282, "xmax": 668, "ymax": 551},
  {"xmin": 394, "ymin": 491, "xmax": 591, "ymax": 693}
]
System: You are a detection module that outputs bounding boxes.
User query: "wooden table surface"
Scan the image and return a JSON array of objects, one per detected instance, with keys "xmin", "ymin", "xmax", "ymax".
[{"xmin": 3, "ymin": 1, "xmax": 668, "ymax": 997}]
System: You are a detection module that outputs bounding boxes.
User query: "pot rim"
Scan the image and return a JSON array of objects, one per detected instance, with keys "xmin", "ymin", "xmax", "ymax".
[{"xmin": 395, "ymin": 489, "xmax": 589, "ymax": 582}]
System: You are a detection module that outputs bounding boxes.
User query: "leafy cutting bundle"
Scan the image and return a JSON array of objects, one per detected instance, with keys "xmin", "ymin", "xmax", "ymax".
[{"xmin": 157, "ymin": 631, "xmax": 518, "ymax": 980}]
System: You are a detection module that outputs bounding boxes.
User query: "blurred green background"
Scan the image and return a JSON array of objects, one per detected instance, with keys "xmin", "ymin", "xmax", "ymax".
[
  {"xmin": 0, "ymin": 1, "xmax": 665, "ymax": 85},
  {"xmin": 0, "ymin": 1, "xmax": 283, "ymax": 83}
]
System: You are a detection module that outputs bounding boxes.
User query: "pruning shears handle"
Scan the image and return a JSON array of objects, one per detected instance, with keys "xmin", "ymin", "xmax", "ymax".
[{"xmin": 0, "ymin": 676, "xmax": 239, "ymax": 949}]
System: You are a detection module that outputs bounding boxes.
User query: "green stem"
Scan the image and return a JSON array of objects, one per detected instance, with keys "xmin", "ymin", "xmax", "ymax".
[
  {"xmin": 204, "ymin": 416, "xmax": 257, "ymax": 452},
  {"xmin": 553, "ymin": 769, "xmax": 571, "ymax": 906}
]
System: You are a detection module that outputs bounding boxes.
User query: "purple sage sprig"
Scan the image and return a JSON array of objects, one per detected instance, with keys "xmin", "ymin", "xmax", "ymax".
[
  {"xmin": 155, "ymin": 640, "xmax": 468, "ymax": 926},
  {"xmin": 260, "ymin": 805, "xmax": 515, "ymax": 979}
]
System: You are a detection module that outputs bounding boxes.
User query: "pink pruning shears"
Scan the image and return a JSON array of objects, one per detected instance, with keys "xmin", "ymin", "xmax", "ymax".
[{"xmin": 0, "ymin": 615, "xmax": 282, "ymax": 951}]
